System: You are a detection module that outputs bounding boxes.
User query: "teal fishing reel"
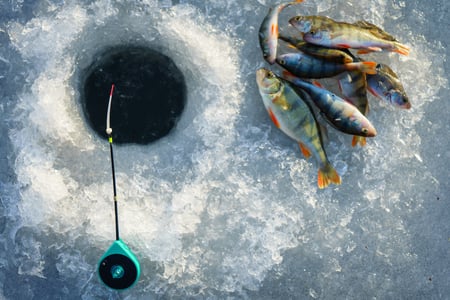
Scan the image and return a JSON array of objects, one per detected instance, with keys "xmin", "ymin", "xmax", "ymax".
[
  {"xmin": 97, "ymin": 84, "xmax": 141, "ymax": 290},
  {"xmin": 98, "ymin": 240, "xmax": 141, "ymax": 290}
]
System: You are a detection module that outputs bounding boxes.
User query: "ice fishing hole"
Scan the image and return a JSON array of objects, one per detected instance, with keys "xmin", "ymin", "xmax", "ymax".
[{"xmin": 81, "ymin": 45, "xmax": 187, "ymax": 144}]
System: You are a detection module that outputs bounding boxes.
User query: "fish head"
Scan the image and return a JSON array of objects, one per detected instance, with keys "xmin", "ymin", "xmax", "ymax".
[
  {"xmin": 386, "ymin": 89, "xmax": 411, "ymax": 109},
  {"xmin": 348, "ymin": 111, "xmax": 377, "ymax": 137},
  {"xmin": 358, "ymin": 118, "xmax": 377, "ymax": 137},
  {"xmin": 256, "ymin": 68, "xmax": 282, "ymax": 95},
  {"xmin": 303, "ymin": 29, "xmax": 330, "ymax": 44},
  {"xmin": 289, "ymin": 16, "xmax": 312, "ymax": 33},
  {"xmin": 276, "ymin": 53, "xmax": 301, "ymax": 68},
  {"xmin": 258, "ymin": 32, "xmax": 276, "ymax": 64}
]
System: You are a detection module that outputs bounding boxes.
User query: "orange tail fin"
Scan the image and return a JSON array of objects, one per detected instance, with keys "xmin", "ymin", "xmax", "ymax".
[
  {"xmin": 317, "ymin": 163, "xmax": 341, "ymax": 189},
  {"xmin": 354, "ymin": 61, "xmax": 377, "ymax": 75},
  {"xmin": 352, "ymin": 136, "xmax": 367, "ymax": 147},
  {"xmin": 392, "ymin": 42, "xmax": 410, "ymax": 56}
]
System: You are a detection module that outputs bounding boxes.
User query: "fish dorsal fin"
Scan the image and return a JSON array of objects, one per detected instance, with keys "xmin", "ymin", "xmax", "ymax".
[
  {"xmin": 377, "ymin": 63, "xmax": 400, "ymax": 79},
  {"xmin": 353, "ymin": 20, "xmax": 398, "ymax": 41}
]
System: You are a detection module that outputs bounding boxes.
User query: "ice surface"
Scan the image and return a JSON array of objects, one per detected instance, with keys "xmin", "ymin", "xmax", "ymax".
[{"xmin": 0, "ymin": 0, "xmax": 449, "ymax": 298}]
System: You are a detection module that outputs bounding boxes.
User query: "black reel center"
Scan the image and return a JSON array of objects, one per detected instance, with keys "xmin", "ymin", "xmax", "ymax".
[{"xmin": 99, "ymin": 254, "xmax": 138, "ymax": 290}]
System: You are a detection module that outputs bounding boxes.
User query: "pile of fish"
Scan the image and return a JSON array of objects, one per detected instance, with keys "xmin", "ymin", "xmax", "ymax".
[{"xmin": 256, "ymin": 0, "xmax": 410, "ymax": 189}]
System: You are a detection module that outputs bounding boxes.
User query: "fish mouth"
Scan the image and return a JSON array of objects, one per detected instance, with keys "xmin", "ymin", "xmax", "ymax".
[
  {"xmin": 402, "ymin": 101, "xmax": 412, "ymax": 109},
  {"xmin": 288, "ymin": 17, "xmax": 298, "ymax": 28},
  {"xmin": 288, "ymin": 17, "xmax": 310, "ymax": 33},
  {"xmin": 365, "ymin": 126, "xmax": 377, "ymax": 137},
  {"xmin": 256, "ymin": 68, "xmax": 269, "ymax": 85}
]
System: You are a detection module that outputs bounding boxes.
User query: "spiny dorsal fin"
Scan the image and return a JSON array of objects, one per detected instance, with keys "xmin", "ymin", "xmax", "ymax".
[{"xmin": 353, "ymin": 20, "xmax": 398, "ymax": 41}]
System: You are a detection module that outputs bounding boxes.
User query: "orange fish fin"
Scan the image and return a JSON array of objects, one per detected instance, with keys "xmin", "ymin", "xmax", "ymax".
[
  {"xmin": 282, "ymin": 70, "xmax": 295, "ymax": 78},
  {"xmin": 359, "ymin": 61, "xmax": 377, "ymax": 75},
  {"xmin": 268, "ymin": 108, "xmax": 280, "ymax": 128},
  {"xmin": 312, "ymin": 80, "xmax": 324, "ymax": 88},
  {"xmin": 367, "ymin": 86, "xmax": 378, "ymax": 98},
  {"xmin": 298, "ymin": 142, "xmax": 312, "ymax": 158},
  {"xmin": 271, "ymin": 24, "xmax": 278, "ymax": 36},
  {"xmin": 356, "ymin": 49, "xmax": 373, "ymax": 55},
  {"xmin": 352, "ymin": 136, "xmax": 367, "ymax": 147},
  {"xmin": 336, "ymin": 43, "xmax": 351, "ymax": 49},
  {"xmin": 317, "ymin": 163, "xmax": 341, "ymax": 189},
  {"xmin": 393, "ymin": 43, "xmax": 410, "ymax": 56}
]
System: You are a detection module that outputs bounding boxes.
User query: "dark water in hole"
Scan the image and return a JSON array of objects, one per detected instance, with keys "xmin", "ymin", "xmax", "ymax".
[{"xmin": 82, "ymin": 46, "xmax": 187, "ymax": 144}]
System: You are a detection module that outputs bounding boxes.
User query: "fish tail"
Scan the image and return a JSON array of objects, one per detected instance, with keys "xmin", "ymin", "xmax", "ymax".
[
  {"xmin": 352, "ymin": 135, "xmax": 367, "ymax": 147},
  {"xmin": 317, "ymin": 163, "xmax": 341, "ymax": 189},
  {"xmin": 283, "ymin": 0, "xmax": 303, "ymax": 10},
  {"xmin": 352, "ymin": 61, "xmax": 377, "ymax": 75},
  {"xmin": 392, "ymin": 42, "xmax": 410, "ymax": 56}
]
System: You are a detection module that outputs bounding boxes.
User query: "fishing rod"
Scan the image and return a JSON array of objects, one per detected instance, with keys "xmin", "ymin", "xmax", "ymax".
[
  {"xmin": 106, "ymin": 84, "xmax": 120, "ymax": 241},
  {"xmin": 98, "ymin": 84, "xmax": 141, "ymax": 290}
]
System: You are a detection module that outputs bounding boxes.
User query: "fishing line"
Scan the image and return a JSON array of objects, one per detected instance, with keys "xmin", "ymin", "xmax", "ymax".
[{"xmin": 98, "ymin": 84, "xmax": 141, "ymax": 290}]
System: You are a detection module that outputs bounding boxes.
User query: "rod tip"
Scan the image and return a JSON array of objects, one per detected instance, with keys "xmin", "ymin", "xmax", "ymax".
[{"xmin": 106, "ymin": 128, "xmax": 112, "ymax": 135}]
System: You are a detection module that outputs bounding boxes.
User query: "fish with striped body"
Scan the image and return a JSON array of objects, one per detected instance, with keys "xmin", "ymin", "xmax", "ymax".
[
  {"xmin": 366, "ymin": 63, "xmax": 411, "ymax": 109},
  {"xmin": 278, "ymin": 34, "xmax": 354, "ymax": 63},
  {"xmin": 337, "ymin": 67, "xmax": 370, "ymax": 147},
  {"xmin": 282, "ymin": 71, "xmax": 377, "ymax": 138},
  {"xmin": 276, "ymin": 52, "xmax": 377, "ymax": 79},
  {"xmin": 289, "ymin": 16, "xmax": 397, "ymax": 42},
  {"xmin": 289, "ymin": 15, "xmax": 410, "ymax": 55},
  {"xmin": 258, "ymin": 0, "xmax": 304, "ymax": 64},
  {"xmin": 288, "ymin": 15, "xmax": 335, "ymax": 34},
  {"xmin": 256, "ymin": 68, "xmax": 341, "ymax": 189}
]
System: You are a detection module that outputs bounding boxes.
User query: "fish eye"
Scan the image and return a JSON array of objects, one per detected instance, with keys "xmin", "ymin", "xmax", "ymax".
[
  {"xmin": 278, "ymin": 59, "xmax": 285, "ymax": 65},
  {"xmin": 362, "ymin": 128, "xmax": 369, "ymax": 135},
  {"xmin": 309, "ymin": 30, "xmax": 315, "ymax": 35},
  {"xmin": 268, "ymin": 71, "xmax": 275, "ymax": 78}
]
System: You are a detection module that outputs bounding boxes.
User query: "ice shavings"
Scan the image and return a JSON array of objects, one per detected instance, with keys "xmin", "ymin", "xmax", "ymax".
[{"xmin": 3, "ymin": 0, "xmax": 448, "ymax": 297}]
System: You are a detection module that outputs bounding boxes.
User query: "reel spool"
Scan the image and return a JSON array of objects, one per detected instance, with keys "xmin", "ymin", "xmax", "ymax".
[
  {"xmin": 97, "ymin": 84, "xmax": 141, "ymax": 290},
  {"xmin": 98, "ymin": 240, "xmax": 140, "ymax": 290}
]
